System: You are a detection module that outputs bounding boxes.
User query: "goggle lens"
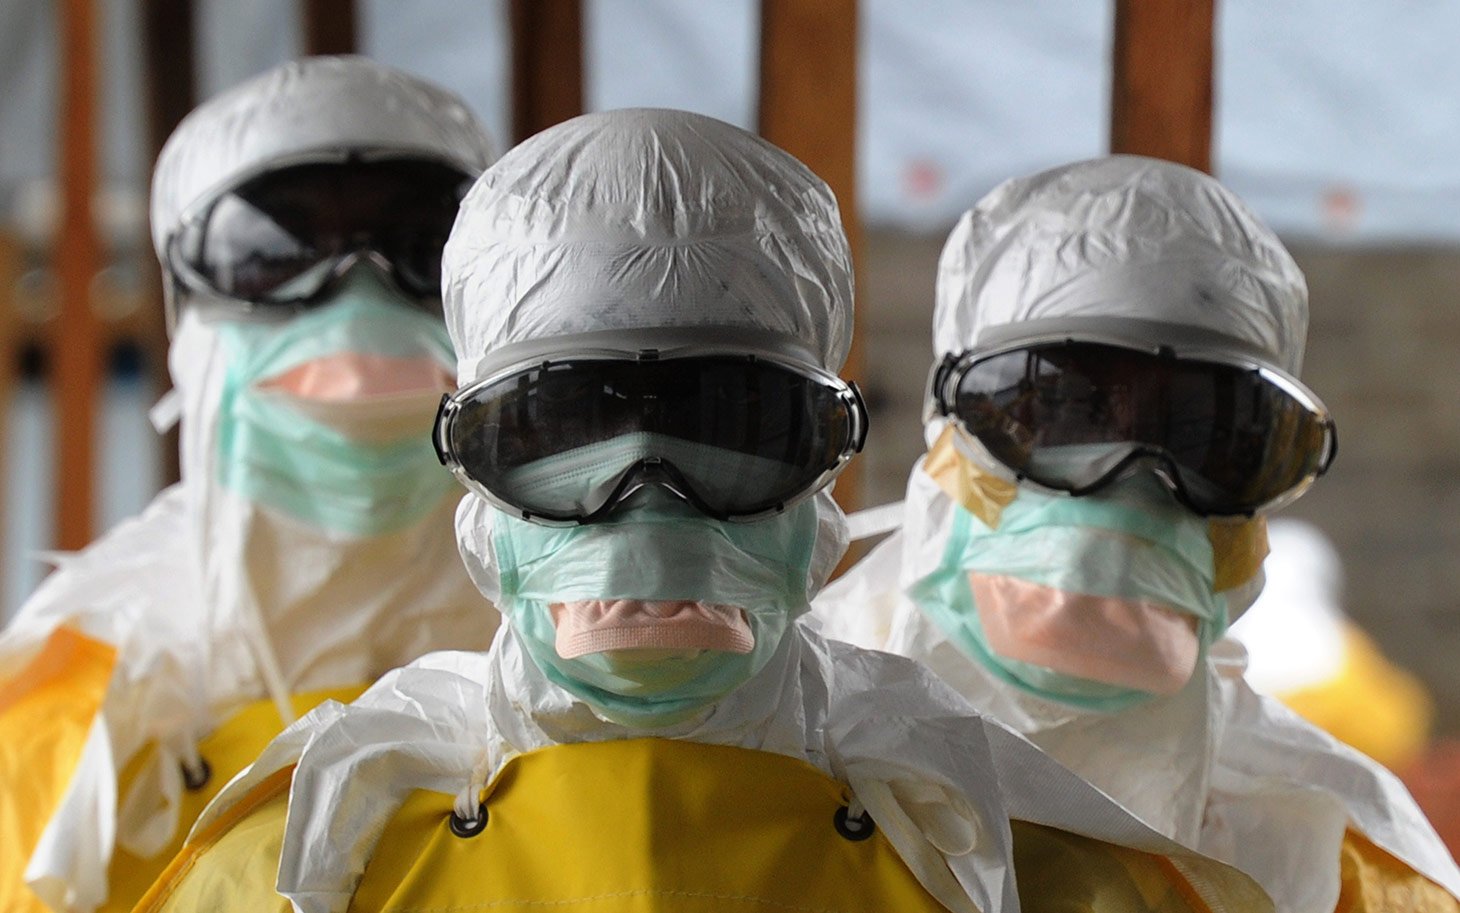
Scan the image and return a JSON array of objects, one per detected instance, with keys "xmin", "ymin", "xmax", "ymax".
[
  {"xmin": 170, "ymin": 157, "xmax": 473, "ymax": 311},
  {"xmin": 437, "ymin": 355, "xmax": 866, "ymax": 523},
  {"xmin": 943, "ymin": 342, "xmax": 1335, "ymax": 515}
]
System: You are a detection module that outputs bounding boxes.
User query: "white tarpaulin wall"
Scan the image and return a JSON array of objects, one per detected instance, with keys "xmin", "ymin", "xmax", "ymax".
[
  {"xmin": 3, "ymin": 0, "xmax": 1460, "ymax": 241},
  {"xmin": 5, "ymin": 0, "xmax": 1460, "ymax": 241}
]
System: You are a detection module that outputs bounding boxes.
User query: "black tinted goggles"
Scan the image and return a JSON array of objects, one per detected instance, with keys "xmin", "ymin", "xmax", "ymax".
[
  {"xmin": 932, "ymin": 340, "xmax": 1337, "ymax": 517},
  {"xmin": 434, "ymin": 352, "xmax": 868, "ymax": 524},
  {"xmin": 166, "ymin": 155, "xmax": 474, "ymax": 315}
]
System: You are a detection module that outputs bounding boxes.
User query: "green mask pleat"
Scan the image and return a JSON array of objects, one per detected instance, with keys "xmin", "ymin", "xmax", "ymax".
[
  {"xmin": 493, "ymin": 495, "xmax": 820, "ymax": 728},
  {"xmin": 909, "ymin": 474, "xmax": 1228, "ymax": 713},
  {"xmin": 214, "ymin": 291, "xmax": 457, "ymax": 538}
]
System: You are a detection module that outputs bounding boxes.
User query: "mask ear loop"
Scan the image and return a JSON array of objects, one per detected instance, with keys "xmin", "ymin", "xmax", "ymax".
[{"xmin": 149, "ymin": 389, "xmax": 183, "ymax": 433}]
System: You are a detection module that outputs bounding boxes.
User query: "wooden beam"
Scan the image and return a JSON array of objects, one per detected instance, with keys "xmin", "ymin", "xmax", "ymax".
[
  {"xmin": 0, "ymin": 233, "xmax": 20, "ymax": 606},
  {"xmin": 1110, "ymin": 0, "xmax": 1215, "ymax": 173},
  {"xmin": 757, "ymin": 0, "xmax": 864, "ymax": 514},
  {"xmin": 301, "ymin": 0, "xmax": 357, "ymax": 56},
  {"xmin": 141, "ymin": 0, "xmax": 195, "ymax": 163},
  {"xmin": 140, "ymin": 0, "xmax": 196, "ymax": 486},
  {"xmin": 509, "ymin": 0, "xmax": 584, "ymax": 144},
  {"xmin": 56, "ymin": 0, "xmax": 102, "ymax": 549}
]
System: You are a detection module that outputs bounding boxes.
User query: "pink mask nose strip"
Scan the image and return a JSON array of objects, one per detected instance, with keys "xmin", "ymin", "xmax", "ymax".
[
  {"xmin": 549, "ymin": 600, "xmax": 755, "ymax": 659},
  {"xmin": 257, "ymin": 353, "xmax": 454, "ymax": 402},
  {"xmin": 969, "ymin": 572, "xmax": 1200, "ymax": 695}
]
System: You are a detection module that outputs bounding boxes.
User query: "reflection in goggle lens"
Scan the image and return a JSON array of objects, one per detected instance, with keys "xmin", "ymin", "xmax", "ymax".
[
  {"xmin": 437, "ymin": 355, "xmax": 867, "ymax": 524},
  {"xmin": 170, "ymin": 157, "xmax": 474, "ymax": 311},
  {"xmin": 942, "ymin": 342, "xmax": 1335, "ymax": 516}
]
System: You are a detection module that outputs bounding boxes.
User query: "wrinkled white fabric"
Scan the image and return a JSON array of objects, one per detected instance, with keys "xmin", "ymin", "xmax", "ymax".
[
  {"xmin": 0, "ymin": 489, "xmax": 217, "ymax": 913},
  {"xmin": 441, "ymin": 107, "xmax": 852, "ymax": 383},
  {"xmin": 933, "ymin": 155, "xmax": 1308, "ymax": 375},
  {"xmin": 167, "ymin": 309, "xmax": 494, "ymax": 714},
  {"xmin": 1, "ymin": 57, "xmax": 498, "ymax": 913},
  {"xmin": 813, "ymin": 156, "xmax": 1460, "ymax": 912},
  {"xmin": 1205, "ymin": 640, "xmax": 1459, "ymax": 912},
  {"xmin": 192, "ymin": 627, "xmax": 1269, "ymax": 913},
  {"xmin": 25, "ymin": 718, "xmax": 117, "ymax": 913},
  {"xmin": 155, "ymin": 54, "xmax": 498, "ymax": 728}
]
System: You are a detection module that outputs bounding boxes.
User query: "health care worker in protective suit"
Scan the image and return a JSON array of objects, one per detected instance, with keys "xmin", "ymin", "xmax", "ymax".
[
  {"xmin": 814, "ymin": 155, "xmax": 1460, "ymax": 913},
  {"xmin": 0, "ymin": 57, "xmax": 498, "ymax": 913},
  {"xmin": 134, "ymin": 111, "xmax": 1272, "ymax": 913}
]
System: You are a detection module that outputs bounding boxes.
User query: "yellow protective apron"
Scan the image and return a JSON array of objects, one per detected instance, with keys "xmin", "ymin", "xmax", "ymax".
[
  {"xmin": 1337, "ymin": 830, "xmax": 1459, "ymax": 913},
  {"xmin": 0, "ymin": 626, "xmax": 117, "ymax": 913},
  {"xmin": 138, "ymin": 737, "xmax": 1239, "ymax": 913},
  {"xmin": 98, "ymin": 683, "xmax": 366, "ymax": 913},
  {"xmin": 0, "ymin": 617, "xmax": 361, "ymax": 913}
]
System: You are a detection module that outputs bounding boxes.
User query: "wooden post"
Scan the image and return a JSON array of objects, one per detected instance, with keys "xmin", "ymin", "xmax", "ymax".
[
  {"xmin": 0, "ymin": 234, "xmax": 20, "ymax": 606},
  {"xmin": 758, "ymin": 0, "xmax": 864, "ymax": 513},
  {"xmin": 509, "ymin": 0, "xmax": 584, "ymax": 144},
  {"xmin": 56, "ymin": 0, "xmax": 102, "ymax": 550},
  {"xmin": 141, "ymin": 0, "xmax": 196, "ymax": 486},
  {"xmin": 1109, "ymin": 0, "xmax": 1215, "ymax": 172},
  {"xmin": 302, "ymin": 0, "xmax": 358, "ymax": 56},
  {"xmin": 141, "ymin": 0, "xmax": 196, "ymax": 161}
]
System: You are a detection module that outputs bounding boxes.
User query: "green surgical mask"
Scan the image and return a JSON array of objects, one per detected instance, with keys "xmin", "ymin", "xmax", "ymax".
[
  {"xmin": 492, "ymin": 494, "xmax": 819, "ymax": 727},
  {"xmin": 909, "ymin": 474, "xmax": 1228, "ymax": 712},
  {"xmin": 214, "ymin": 277, "xmax": 457, "ymax": 537}
]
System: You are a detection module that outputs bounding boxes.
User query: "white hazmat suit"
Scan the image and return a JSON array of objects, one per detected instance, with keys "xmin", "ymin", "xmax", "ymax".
[
  {"xmin": 815, "ymin": 155, "xmax": 1460, "ymax": 913},
  {"xmin": 0, "ymin": 56, "xmax": 498, "ymax": 913}
]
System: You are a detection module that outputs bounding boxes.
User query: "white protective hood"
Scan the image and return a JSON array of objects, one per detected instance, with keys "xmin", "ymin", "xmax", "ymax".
[
  {"xmin": 187, "ymin": 115, "xmax": 1269, "ymax": 913},
  {"xmin": 813, "ymin": 156, "xmax": 1460, "ymax": 913},
  {"xmin": 0, "ymin": 57, "xmax": 498, "ymax": 913},
  {"xmin": 154, "ymin": 53, "xmax": 499, "ymax": 711},
  {"xmin": 441, "ymin": 106, "xmax": 852, "ymax": 383},
  {"xmin": 150, "ymin": 55, "xmax": 493, "ymax": 257},
  {"xmin": 442, "ymin": 107, "xmax": 855, "ymax": 595},
  {"xmin": 932, "ymin": 154, "xmax": 1308, "ymax": 374}
]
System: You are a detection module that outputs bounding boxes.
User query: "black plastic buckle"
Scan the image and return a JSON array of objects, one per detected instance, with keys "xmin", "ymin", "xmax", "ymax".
[
  {"xmin": 929, "ymin": 351, "xmax": 963, "ymax": 413},
  {"xmin": 846, "ymin": 381, "xmax": 871, "ymax": 453},
  {"xmin": 431, "ymin": 393, "xmax": 453, "ymax": 466}
]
